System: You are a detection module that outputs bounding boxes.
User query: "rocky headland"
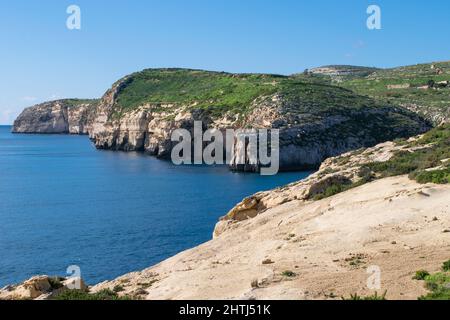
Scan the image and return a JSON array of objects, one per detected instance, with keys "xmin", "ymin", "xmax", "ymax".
[
  {"xmin": 12, "ymin": 67, "xmax": 435, "ymax": 172},
  {"xmin": 12, "ymin": 99, "xmax": 98, "ymax": 135}
]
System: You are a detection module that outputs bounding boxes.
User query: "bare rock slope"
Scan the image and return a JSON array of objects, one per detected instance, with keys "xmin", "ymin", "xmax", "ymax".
[{"xmin": 91, "ymin": 175, "xmax": 449, "ymax": 300}]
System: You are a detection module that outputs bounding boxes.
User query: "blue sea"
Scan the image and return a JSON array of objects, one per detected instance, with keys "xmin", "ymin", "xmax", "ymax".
[{"xmin": 0, "ymin": 125, "xmax": 310, "ymax": 287}]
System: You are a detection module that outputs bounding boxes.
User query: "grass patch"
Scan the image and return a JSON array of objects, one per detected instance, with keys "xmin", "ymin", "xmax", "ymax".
[
  {"xmin": 345, "ymin": 254, "xmax": 367, "ymax": 268},
  {"xmin": 108, "ymin": 68, "xmax": 433, "ymax": 144},
  {"xmin": 342, "ymin": 291, "xmax": 387, "ymax": 300},
  {"xmin": 311, "ymin": 174, "xmax": 374, "ymax": 201},
  {"xmin": 63, "ymin": 99, "xmax": 99, "ymax": 108},
  {"xmin": 55, "ymin": 289, "xmax": 134, "ymax": 301},
  {"xmin": 413, "ymin": 270, "xmax": 430, "ymax": 280},
  {"xmin": 113, "ymin": 69, "xmax": 282, "ymax": 117},
  {"xmin": 411, "ymin": 168, "xmax": 450, "ymax": 184},
  {"xmin": 419, "ymin": 287, "xmax": 450, "ymax": 300},
  {"xmin": 137, "ymin": 280, "xmax": 158, "ymax": 289},
  {"xmin": 363, "ymin": 124, "xmax": 450, "ymax": 184},
  {"xmin": 281, "ymin": 271, "xmax": 297, "ymax": 278},
  {"xmin": 339, "ymin": 61, "xmax": 450, "ymax": 124},
  {"xmin": 415, "ymin": 260, "xmax": 450, "ymax": 300},
  {"xmin": 48, "ymin": 277, "xmax": 64, "ymax": 290},
  {"xmin": 418, "ymin": 272, "xmax": 450, "ymax": 300},
  {"xmin": 308, "ymin": 125, "xmax": 448, "ymax": 202},
  {"xmin": 442, "ymin": 260, "xmax": 450, "ymax": 272},
  {"xmin": 313, "ymin": 183, "xmax": 350, "ymax": 200},
  {"xmin": 113, "ymin": 285, "xmax": 125, "ymax": 293}
]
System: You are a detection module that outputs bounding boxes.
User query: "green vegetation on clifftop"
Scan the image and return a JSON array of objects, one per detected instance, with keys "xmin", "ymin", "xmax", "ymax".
[
  {"xmin": 114, "ymin": 69, "xmax": 281, "ymax": 116},
  {"xmin": 308, "ymin": 124, "xmax": 449, "ymax": 201},
  {"xmin": 62, "ymin": 98, "xmax": 99, "ymax": 108},
  {"xmin": 339, "ymin": 62, "xmax": 450, "ymax": 124},
  {"xmin": 365, "ymin": 124, "xmax": 450, "ymax": 184},
  {"xmin": 111, "ymin": 68, "xmax": 424, "ymax": 123}
]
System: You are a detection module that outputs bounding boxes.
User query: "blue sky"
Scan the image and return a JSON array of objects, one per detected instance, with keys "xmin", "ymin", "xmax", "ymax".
[{"xmin": 0, "ymin": 0, "xmax": 449, "ymax": 124}]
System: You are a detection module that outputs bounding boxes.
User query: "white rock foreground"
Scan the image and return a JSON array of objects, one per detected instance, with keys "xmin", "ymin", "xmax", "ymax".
[
  {"xmin": 0, "ymin": 276, "xmax": 87, "ymax": 300},
  {"xmin": 90, "ymin": 175, "xmax": 449, "ymax": 300}
]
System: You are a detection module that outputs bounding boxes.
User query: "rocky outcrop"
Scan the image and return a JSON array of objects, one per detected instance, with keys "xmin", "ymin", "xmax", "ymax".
[
  {"xmin": 12, "ymin": 99, "xmax": 98, "ymax": 134},
  {"xmin": 0, "ymin": 275, "xmax": 87, "ymax": 300},
  {"xmin": 306, "ymin": 65, "xmax": 380, "ymax": 79},
  {"xmin": 12, "ymin": 101, "xmax": 69, "ymax": 134},
  {"xmin": 213, "ymin": 133, "xmax": 436, "ymax": 237},
  {"xmin": 401, "ymin": 103, "xmax": 450, "ymax": 126}
]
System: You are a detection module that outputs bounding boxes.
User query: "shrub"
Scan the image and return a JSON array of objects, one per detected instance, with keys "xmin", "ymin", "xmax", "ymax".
[
  {"xmin": 413, "ymin": 270, "xmax": 430, "ymax": 280},
  {"xmin": 113, "ymin": 285, "xmax": 125, "ymax": 293},
  {"xmin": 312, "ymin": 182, "xmax": 351, "ymax": 201},
  {"xmin": 281, "ymin": 271, "xmax": 297, "ymax": 278},
  {"xmin": 55, "ymin": 289, "xmax": 133, "ymax": 300},
  {"xmin": 365, "ymin": 124, "xmax": 450, "ymax": 185},
  {"xmin": 410, "ymin": 168, "xmax": 450, "ymax": 184},
  {"xmin": 343, "ymin": 291, "xmax": 387, "ymax": 300},
  {"xmin": 419, "ymin": 288, "xmax": 450, "ymax": 300},
  {"xmin": 311, "ymin": 177, "xmax": 374, "ymax": 201},
  {"xmin": 48, "ymin": 276, "xmax": 64, "ymax": 290},
  {"xmin": 417, "ymin": 268, "xmax": 450, "ymax": 300},
  {"xmin": 442, "ymin": 260, "xmax": 450, "ymax": 272}
]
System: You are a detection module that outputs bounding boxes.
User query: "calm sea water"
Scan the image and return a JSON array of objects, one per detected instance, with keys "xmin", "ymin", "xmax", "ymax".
[{"xmin": 0, "ymin": 125, "xmax": 310, "ymax": 287}]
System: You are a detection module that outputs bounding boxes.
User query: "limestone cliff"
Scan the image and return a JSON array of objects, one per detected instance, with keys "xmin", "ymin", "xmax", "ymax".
[
  {"xmin": 12, "ymin": 99, "xmax": 98, "ymax": 134},
  {"xmin": 12, "ymin": 67, "xmax": 436, "ymax": 171},
  {"xmin": 85, "ymin": 69, "xmax": 431, "ymax": 171}
]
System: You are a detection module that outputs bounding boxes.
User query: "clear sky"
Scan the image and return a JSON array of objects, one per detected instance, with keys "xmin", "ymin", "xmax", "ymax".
[{"xmin": 1, "ymin": 0, "xmax": 449, "ymax": 124}]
